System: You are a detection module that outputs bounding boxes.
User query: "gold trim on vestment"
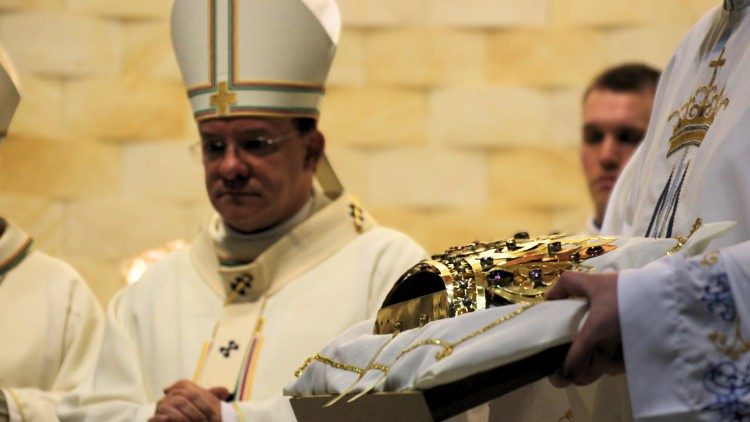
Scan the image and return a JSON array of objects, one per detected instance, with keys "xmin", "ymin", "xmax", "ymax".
[
  {"xmin": 709, "ymin": 320, "xmax": 750, "ymax": 360},
  {"xmin": 667, "ymin": 49, "xmax": 729, "ymax": 157}
]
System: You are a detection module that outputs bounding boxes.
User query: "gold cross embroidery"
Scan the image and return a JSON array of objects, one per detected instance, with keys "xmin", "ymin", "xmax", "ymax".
[
  {"xmin": 210, "ymin": 81, "xmax": 237, "ymax": 116},
  {"xmin": 709, "ymin": 48, "xmax": 727, "ymax": 86}
]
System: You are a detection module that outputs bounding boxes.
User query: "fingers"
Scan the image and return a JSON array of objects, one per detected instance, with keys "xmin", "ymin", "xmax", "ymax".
[
  {"xmin": 545, "ymin": 271, "xmax": 592, "ymax": 301},
  {"xmin": 153, "ymin": 397, "xmax": 193, "ymax": 422},
  {"xmin": 561, "ymin": 321, "xmax": 596, "ymax": 382},
  {"xmin": 168, "ymin": 387, "xmax": 216, "ymax": 417},
  {"xmin": 561, "ymin": 342, "xmax": 617, "ymax": 386},
  {"xmin": 157, "ymin": 380, "xmax": 223, "ymax": 421},
  {"xmin": 163, "ymin": 380, "xmax": 193, "ymax": 396},
  {"xmin": 209, "ymin": 387, "xmax": 230, "ymax": 401},
  {"xmin": 548, "ymin": 369, "xmax": 573, "ymax": 388},
  {"xmin": 545, "ymin": 272, "xmax": 623, "ymax": 387},
  {"xmin": 575, "ymin": 352, "xmax": 607, "ymax": 386},
  {"xmin": 572, "ymin": 347, "xmax": 623, "ymax": 385},
  {"xmin": 562, "ymin": 306, "xmax": 623, "ymax": 383}
]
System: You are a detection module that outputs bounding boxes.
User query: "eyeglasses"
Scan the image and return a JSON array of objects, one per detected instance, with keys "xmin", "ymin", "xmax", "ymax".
[{"xmin": 191, "ymin": 131, "xmax": 299, "ymax": 162}]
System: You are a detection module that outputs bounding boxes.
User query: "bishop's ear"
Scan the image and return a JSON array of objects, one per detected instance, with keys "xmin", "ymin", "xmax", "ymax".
[{"xmin": 304, "ymin": 130, "xmax": 325, "ymax": 170}]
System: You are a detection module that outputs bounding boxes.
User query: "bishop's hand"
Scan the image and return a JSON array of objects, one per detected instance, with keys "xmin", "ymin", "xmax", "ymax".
[
  {"xmin": 149, "ymin": 380, "xmax": 230, "ymax": 422},
  {"xmin": 545, "ymin": 271, "xmax": 624, "ymax": 386}
]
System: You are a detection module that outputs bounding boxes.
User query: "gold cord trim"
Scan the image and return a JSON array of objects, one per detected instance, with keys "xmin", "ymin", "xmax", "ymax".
[
  {"xmin": 399, "ymin": 339, "xmax": 455, "ymax": 362},
  {"xmin": 313, "ymin": 304, "xmax": 537, "ymax": 404},
  {"xmin": 294, "ymin": 353, "xmax": 364, "ymax": 378},
  {"xmin": 296, "ymin": 304, "xmax": 535, "ymax": 386},
  {"xmin": 349, "ymin": 303, "xmax": 536, "ymax": 394},
  {"xmin": 368, "ymin": 363, "xmax": 389, "ymax": 373},
  {"xmin": 432, "ymin": 303, "xmax": 535, "ymax": 361},
  {"xmin": 323, "ymin": 335, "xmax": 399, "ymax": 407},
  {"xmin": 365, "ymin": 303, "xmax": 536, "ymax": 378},
  {"xmin": 667, "ymin": 218, "xmax": 703, "ymax": 255}
]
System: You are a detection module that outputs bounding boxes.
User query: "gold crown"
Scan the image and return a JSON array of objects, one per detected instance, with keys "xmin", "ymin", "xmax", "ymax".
[
  {"xmin": 374, "ymin": 233, "xmax": 617, "ymax": 335},
  {"xmin": 667, "ymin": 48, "xmax": 729, "ymax": 157}
]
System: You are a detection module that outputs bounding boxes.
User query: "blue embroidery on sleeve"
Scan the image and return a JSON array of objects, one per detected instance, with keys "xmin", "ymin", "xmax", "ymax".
[
  {"xmin": 702, "ymin": 360, "xmax": 750, "ymax": 420},
  {"xmin": 697, "ymin": 267, "xmax": 750, "ymax": 419},
  {"xmin": 700, "ymin": 273, "xmax": 736, "ymax": 322}
]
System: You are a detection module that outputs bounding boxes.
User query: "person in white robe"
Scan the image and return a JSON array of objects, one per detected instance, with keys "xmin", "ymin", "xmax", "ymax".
[
  {"xmin": 58, "ymin": 1, "xmax": 426, "ymax": 421},
  {"xmin": 548, "ymin": 1, "xmax": 750, "ymax": 419},
  {"xmin": 0, "ymin": 46, "xmax": 104, "ymax": 421}
]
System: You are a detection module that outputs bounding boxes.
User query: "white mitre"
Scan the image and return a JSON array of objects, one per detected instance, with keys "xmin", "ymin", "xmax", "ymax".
[
  {"xmin": 171, "ymin": 0, "xmax": 343, "ymax": 196},
  {"xmin": 0, "ymin": 44, "xmax": 20, "ymax": 141},
  {"xmin": 171, "ymin": 0, "xmax": 339, "ymax": 121}
]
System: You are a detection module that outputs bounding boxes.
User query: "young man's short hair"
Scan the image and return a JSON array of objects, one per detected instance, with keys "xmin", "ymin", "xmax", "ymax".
[{"xmin": 583, "ymin": 63, "xmax": 661, "ymax": 100}]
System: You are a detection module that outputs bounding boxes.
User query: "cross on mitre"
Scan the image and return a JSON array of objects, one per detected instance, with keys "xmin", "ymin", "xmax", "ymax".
[{"xmin": 210, "ymin": 82, "xmax": 237, "ymax": 116}]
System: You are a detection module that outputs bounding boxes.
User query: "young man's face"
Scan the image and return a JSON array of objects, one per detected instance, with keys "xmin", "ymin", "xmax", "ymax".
[
  {"xmin": 198, "ymin": 117, "xmax": 323, "ymax": 233},
  {"xmin": 581, "ymin": 88, "xmax": 654, "ymax": 224}
]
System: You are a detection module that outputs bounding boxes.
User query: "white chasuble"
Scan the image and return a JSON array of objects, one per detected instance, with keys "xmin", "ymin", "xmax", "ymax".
[
  {"xmin": 58, "ymin": 192, "xmax": 426, "ymax": 421},
  {"xmin": 0, "ymin": 221, "xmax": 103, "ymax": 422},
  {"xmin": 603, "ymin": 3, "xmax": 750, "ymax": 249},
  {"xmin": 600, "ymin": 1, "xmax": 750, "ymax": 420}
]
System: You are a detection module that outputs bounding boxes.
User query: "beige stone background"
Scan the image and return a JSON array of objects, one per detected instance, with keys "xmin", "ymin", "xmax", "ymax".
[{"xmin": 0, "ymin": 0, "xmax": 718, "ymax": 304}]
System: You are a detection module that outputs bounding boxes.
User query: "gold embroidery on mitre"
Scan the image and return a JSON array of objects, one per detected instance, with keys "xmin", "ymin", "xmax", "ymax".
[
  {"xmin": 667, "ymin": 48, "xmax": 729, "ymax": 157},
  {"xmin": 210, "ymin": 81, "xmax": 237, "ymax": 116}
]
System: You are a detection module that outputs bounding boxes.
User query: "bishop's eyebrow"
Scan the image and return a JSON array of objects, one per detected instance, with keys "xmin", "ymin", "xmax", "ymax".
[
  {"xmin": 198, "ymin": 132, "xmax": 223, "ymax": 140},
  {"xmin": 236, "ymin": 129, "xmax": 271, "ymax": 137}
]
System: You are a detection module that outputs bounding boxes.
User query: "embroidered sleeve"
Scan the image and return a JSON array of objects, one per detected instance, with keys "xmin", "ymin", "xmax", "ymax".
[{"xmin": 619, "ymin": 242, "xmax": 750, "ymax": 420}]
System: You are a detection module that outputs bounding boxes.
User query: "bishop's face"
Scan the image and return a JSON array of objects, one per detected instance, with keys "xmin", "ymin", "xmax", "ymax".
[
  {"xmin": 581, "ymin": 88, "xmax": 654, "ymax": 225},
  {"xmin": 198, "ymin": 117, "xmax": 323, "ymax": 233}
]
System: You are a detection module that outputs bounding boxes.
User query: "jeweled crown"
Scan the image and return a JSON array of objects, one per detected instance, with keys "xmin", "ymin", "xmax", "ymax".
[
  {"xmin": 667, "ymin": 48, "xmax": 729, "ymax": 156},
  {"xmin": 374, "ymin": 232, "xmax": 617, "ymax": 335}
]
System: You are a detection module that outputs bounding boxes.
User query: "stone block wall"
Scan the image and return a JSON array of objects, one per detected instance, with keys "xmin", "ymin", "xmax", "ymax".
[{"xmin": 0, "ymin": 0, "xmax": 718, "ymax": 304}]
